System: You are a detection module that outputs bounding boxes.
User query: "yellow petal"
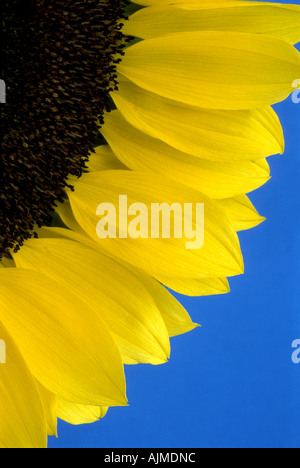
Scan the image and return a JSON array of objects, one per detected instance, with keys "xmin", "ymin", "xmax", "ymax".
[
  {"xmin": 14, "ymin": 238, "xmax": 170, "ymax": 366},
  {"xmin": 118, "ymin": 31, "xmax": 300, "ymax": 110},
  {"xmin": 0, "ymin": 269, "xmax": 127, "ymax": 407},
  {"xmin": 87, "ymin": 145, "xmax": 126, "ymax": 172},
  {"xmin": 124, "ymin": 2, "xmax": 300, "ymax": 45},
  {"xmin": 57, "ymin": 399, "xmax": 108, "ymax": 426},
  {"xmin": 102, "ymin": 110, "xmax": 271, "ymax": 198},
  {"xmin": 217, "ymin": 195, "xmax": 266, "ymax": 231},
  {"xmin": 35, "ymin": 227, "xmax": 198, "ymax": 336},
  {"xmin": 67, "ymin": 170, "xmax": 244, "ymax": 281},
  {"xmin": 0, "ymin": 322, "xmax": 47, "ymax": 448},
  {"xmin": 37, "ymin": 225, "xmax": 231, "ymax": 298},
  {"xmin": 35, "ymin": 382, "xmax": 58, "ymax": 437},
  {"xmin": 38, "ymin": 222, "xmax": 232, "ymax": 301},
  {"xmin": 136, "ymin": 275, "xmax": 199, "ymax": 337},
  {"xmin": 60, "ymin": 147, "xmax": 125, "ymax": 232},
  {"xmin": 56, "ymin": 200, "xmax": 89, "ymax": 236},
  {"xmin": 158, "ymin": 276, "xmax": 230, "ymax": 297},
  {"xmin": 111, "ymin": 78, "xmax": 284, "ymax": 161},
  {"xmin": 254, "ymin": 157, "xmax": 271, "ymax": 173}
]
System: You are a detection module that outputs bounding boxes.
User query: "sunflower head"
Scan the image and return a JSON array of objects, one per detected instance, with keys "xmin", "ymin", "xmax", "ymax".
[
  {"xmin": 0, "ymin": 0, "xmax": 130, "ymax": 258},
  {"xmin": 1, "ymin": 0, "xmax": 300, "ymax": 449}
]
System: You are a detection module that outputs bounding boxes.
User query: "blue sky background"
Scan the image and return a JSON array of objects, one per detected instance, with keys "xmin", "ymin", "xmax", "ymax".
[{"xmin": 49, "ymin": 2, "xmax": 300, "ymax": 449}]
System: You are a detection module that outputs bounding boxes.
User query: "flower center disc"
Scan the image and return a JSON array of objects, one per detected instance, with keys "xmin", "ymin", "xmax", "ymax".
[{"xmin": 0, "ymin": 0, "xmax": 128, "ymax": 258}]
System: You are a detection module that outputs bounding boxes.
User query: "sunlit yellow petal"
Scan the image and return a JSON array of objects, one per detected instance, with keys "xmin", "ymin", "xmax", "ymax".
[
  {"xmin": 158, "ymin": 276, "xmax": 230, "ymax": 298},
  {"xmin": 37, "ymin": 225, "xmax": 232, "ymax": 299},
  {"xmin": 67, "ymin": 170, "xmax": 244, "ymax": 281},
  {"xmin": 57, "ymin": 399, "xmax": 108, "ymax": 426},
  {"xmin": 0, "ymin": 269, "xmax": 127, "ymax": 407},
  {"xmin": 58, "ymin": 148, "xmax": 124, "ymax": 233},
  {"xmin": 37, "ymin": 224, "xmax": 231, "ymax": 305},
  {"xmin": 217, "ymin": 195, "xmax": 266, "ymax": 231},
  {"xmin": 14, "ymin": 237, "xmax": 170, "ymax": 366},
  {"xmin": 143, "ymin": 281, "xmax": 199, "ymax": 338},
  {"xmin": 124, "ymin": 2, "xmax": 300, "ymax": 45},
  {"xmin": 88, "ymin": 145, "xmax": 126, "ymax": 172},
  {"xmin": 111, "ymin": 78, "xmax": 284, "ymax": 161},
  {"xmin": 102, "ymin": 110, "xmax": 271, "ymax": 198},
  {"xmin": 35, "ymin": 382, "xmax": 58, "ymax": 437},
  {"xmin": 126, "ymin": 268, "xmax": 199, "ymax": 337},
  {"xmin": 1, "ymin": 0, "xmax": 294, "ymax": 449},
  {"xmin": 55, "ymin": 201, "xmax": 89, "ymax": 236},
  {"xmin": 254, "ymin": 157, "xmax": 271, "ymax": 173},
  {"xmin": 0, "ymin": 322, "xmax": 47, "ymax": 448},
  {"xmin": 118, "ymin": 31, "xmax": 300, "ymax": 110}
]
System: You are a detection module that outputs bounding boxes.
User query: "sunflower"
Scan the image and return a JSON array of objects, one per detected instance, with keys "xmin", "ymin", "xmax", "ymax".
[{"xmin": 1, "ymin": 0, "xmax": 300, "ymax": 448}]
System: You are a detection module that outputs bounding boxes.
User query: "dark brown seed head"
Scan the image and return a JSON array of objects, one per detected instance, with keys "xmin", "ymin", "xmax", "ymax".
[{"xmin": 0, "ymin": 0, "xmax": 129, "ymax": 259}]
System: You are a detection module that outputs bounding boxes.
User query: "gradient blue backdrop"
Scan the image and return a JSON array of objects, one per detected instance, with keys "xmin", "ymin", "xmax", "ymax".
[{"xmin": 49, "ymin": 2, "xmax": 300, "ymax": 449}]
